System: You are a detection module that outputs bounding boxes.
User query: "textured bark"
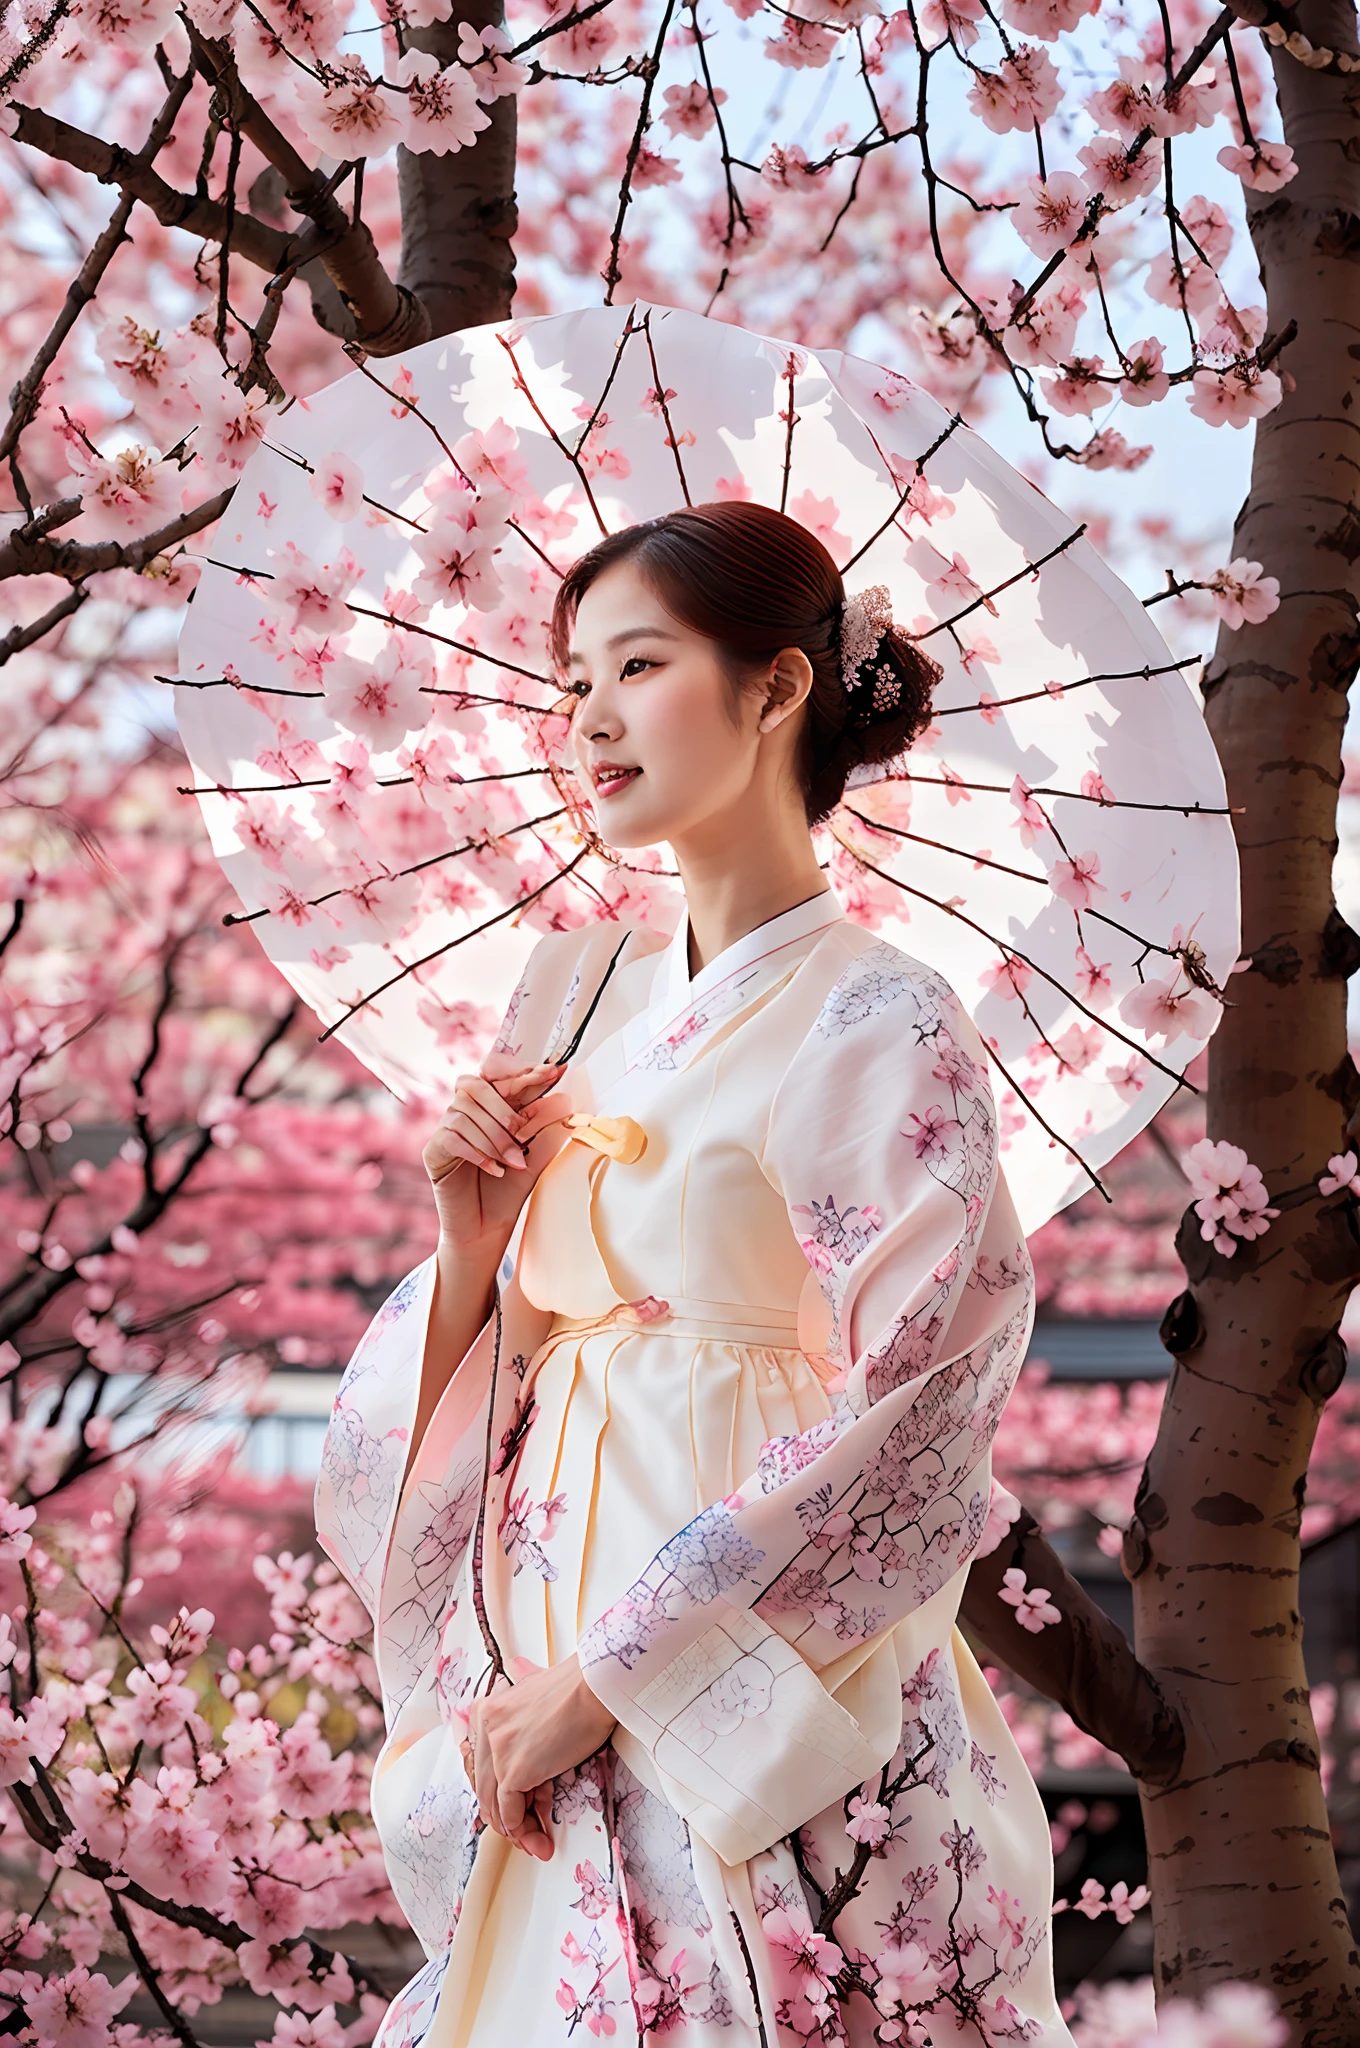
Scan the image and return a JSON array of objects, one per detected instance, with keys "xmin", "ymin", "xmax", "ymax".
[
  {"xmin": 1123, "ymin": 5, "xmax": 1360, "ymax": 2033},
  {"xmin": 960, "ymin": 1509, "xmax": 1185, "ymax": 1784},
  {"xmin": 396, "ymin": 0, "xmax": 519, "ymax": 335}
]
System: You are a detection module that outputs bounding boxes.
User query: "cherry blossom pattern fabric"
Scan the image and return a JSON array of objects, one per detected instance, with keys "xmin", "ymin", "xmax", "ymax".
[
  {"xmin": 314, "ymin": 895, "xmax": 1075, "ymax": 2047},
  {"xmin": 176, "ymin": 302, "xmax": 1238, "ymax": 1238}
]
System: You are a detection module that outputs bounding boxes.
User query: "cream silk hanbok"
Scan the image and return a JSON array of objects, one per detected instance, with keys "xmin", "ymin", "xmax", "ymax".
[{"xmin": 314, "ymin": 892, "xmax": 1074, "ymax": 2048}]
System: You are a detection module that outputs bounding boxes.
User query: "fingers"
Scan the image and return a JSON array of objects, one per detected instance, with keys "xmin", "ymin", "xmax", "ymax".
[
  {"xmin": 513, "ymin": 1089, "xmax": 573, "ymax": 1146},
  {"xmin": 430, "ymin": 1065, "xmax": 569, "ymax": 1180},
  {"xmin": 492, "ymin": 1061, "xmax": 568, "ymax": 1108},
  {"xmin": 430, "ymin": 1110, "xmax": 513, "ymax": 1180},
  {"xmin": 450, "ymin": 1083, "xmax": 527, "ymax": 1173},
  {"xmin": 470, "ymin": 1699, "xmax": 507, "ymax": 1837}
]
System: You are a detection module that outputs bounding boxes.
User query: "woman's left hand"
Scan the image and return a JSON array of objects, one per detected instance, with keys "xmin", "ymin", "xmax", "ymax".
[{"xmin": 464, "ymin": 1655, "xmax": 617, "ymax": 1862}]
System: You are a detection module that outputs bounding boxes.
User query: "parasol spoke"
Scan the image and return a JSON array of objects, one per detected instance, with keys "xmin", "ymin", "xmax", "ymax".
[
  {"xmin": 878, "ymin": 770, "xmax": 1232, "ymax": 816},
  {"xmin": 934, "ymin": 657, "xmax": 1200, "ymax": 717},
  {"xmin": 178, "ymin": 767, "xmax": 552, "ymax": 797},
  {"xmin": 344, "ymin": 601, "xmax": 559, "ymax": 693},
  {"xmin": 640, "ymin": 309, "xmax": 694, "ymax": 509},
  {"xmin": 841, "ymin": 408, "xmax": 966, "ymax": 576},
  {"xmin": 912, "ymin": 525, "xmax": 1089, "ymax": 644},
  {"xmin": 261, "ymin": 440, "xmax": 430, "ymax": 532},
  {"xmin": 841, "ymin": 806, "xmax": 1190, "ymax": 962},
  {"xmin": 832, "ymin": 831, "xmax": 1201, "ymax": 1090},
  {"xmin": 223, "ymin": 806, "xmax": 571, "ymax": 927},
  {"xmin": 316, "ymin": 849, "xmax": 589, "ymax": 1042},
  {"xmin": 158, "ymin": 672, "xmax": 323, "ymax": 700},
  {"xmin": 778, "ymin": 351, "xmax": 800, "ymax": 516},
  {"xmin": 341, "ymin": 346, "xmax": 566, "ymax": 579},
  {"xmin": 497, "ymin": 332, "xmax": 610, "ymax": 537}
]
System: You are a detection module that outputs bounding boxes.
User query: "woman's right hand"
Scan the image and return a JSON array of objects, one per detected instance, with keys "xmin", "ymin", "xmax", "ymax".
[{"xmin": 422, "ymin": 1054, "xmax": 572, "ymax": 1267}]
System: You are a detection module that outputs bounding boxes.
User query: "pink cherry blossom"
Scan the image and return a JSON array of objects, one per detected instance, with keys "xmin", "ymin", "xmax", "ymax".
[
  {"xmin": 767, "ymin": 18, "xmax": 837, "ymax": 66},
  {"xmin": 309, "ymin": 452, "xmax": 365, "ymax": 523},
  {"xmin": 1189, "ymin": 363, "xmax": 1284, "ymax": 426},
  {"xmin": 1119, "ymin": 972, "xmax": 1219, "ymax": 1043},
  {"xmin": 999, "ymin": 1566, "xmax": 1061, "ymax": 1631},
  {"xmin": 190, "ymin": 374, "xmax": 270, "ymax": 475},
  {"xmin": 264, "ymin": 2007, "xmax": 346, "ymax": 2048},
  {"xmin": 1005, "ymin": 279, "xmax": 1087, "ymax": 368},
  {"xmin": 293, "ymin": 61, "xmax": 409, "ymax": 158},
  {"xmin": 846, "ymin": 1792, "xmax": 892, "ymax": 1845},
  {"xmin": 551, "ymin": 14, "xmax": 618, "ymax": 75},
  {"xmin": 0, "ymin": 1495, "xmax": 37, "ymax": 1558},
  {"xmin": 23, "ymin": 1967, "xmax": 135, "ymax": 2048},
  {"xmin": 456, "ymin": 23, "xmax": 528, "ymax": 99},
  {"xmin": 660, "ymin": 81, "xmax": 726, "ymax": 139},
  {"xmin": 269, "ymin": 543, "xmax": 360, "ymax": 635},
  {"xmin": 323, "ymin": 633, "xmax": 432, "ymax": 746},
  {"xmin": 71, "ymin": 443, "xmax": 181, "ymax": 540},
  {"xmin": 1209, "ymin": 558, "xmax": 1281, "ymax": 629},
  {"xmin": 1319, "ymin": 1150, "xmax": 1360, "ymax": 1198},
  {"xmin": 1119, "ymin": 337, "xmax": 1170, "ymax": 405},
  {"xmin": 1051, "ymin": 849, "xmax": 1104, "ymax": 908},
  {"xmin": 1000, "ymin": 0, "xmax": 1092, "ymax": 35},
  {"xmin": 393, "ymin": 49, "xmax": 489, "ymax": 150},
  {"xmin": 974, "ymin": 1479, "xmax": 1022, "ymax": 1559},
  {"xmin": 1011, "ymin": 172, "xmax": 1090, "ymax": 255},
  {"xmin": 1185, "ymin": 1138, "xmax": 1279, "ymax": 1256},
  {"xmin": 633, "ymin": 144, "xmax": 683, "ymax": 188},
  {"xmin": 980, "ymin": 954, "xmax": 1034, "ymax": 1000},
  {"xmin": 1044, "ymin": 358, "xmax": 1109, "ymax": 417},
  {"xmin": 919, "ymin": 0, "xmax": 985, "ymax": 46},
  {"xmin": 1078, "ymin": 135, "xmax": 1163, "ymax": 207},
  {"xmin": 1218, "ymin": 139, "xmax": 1298, "ymax": 190}
]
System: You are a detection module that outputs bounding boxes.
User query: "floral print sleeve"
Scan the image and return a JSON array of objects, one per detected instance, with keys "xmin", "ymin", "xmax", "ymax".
[
  {"xmin": 313, "ymin": 928, "xmax": 607, "ymax": 1715},
  {"xmin": 577, "ymin": 943, "xmax": 1034, "ymax": 1866}
]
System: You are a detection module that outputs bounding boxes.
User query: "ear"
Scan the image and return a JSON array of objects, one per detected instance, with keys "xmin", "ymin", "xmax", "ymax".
[{"xmin": 758, "ymin": 647, "xmax": 814, "ymax": 733}]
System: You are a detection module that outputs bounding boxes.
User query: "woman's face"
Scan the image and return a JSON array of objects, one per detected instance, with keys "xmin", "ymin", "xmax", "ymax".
[{"xmin": 565, "ymin": 558, "xmax": 800, "ymax": 851}]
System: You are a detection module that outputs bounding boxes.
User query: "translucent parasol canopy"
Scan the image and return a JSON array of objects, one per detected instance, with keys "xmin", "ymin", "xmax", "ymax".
[{"xmin": 176, "ymin": 302, "xmax": 1239, "ymax": 1235}]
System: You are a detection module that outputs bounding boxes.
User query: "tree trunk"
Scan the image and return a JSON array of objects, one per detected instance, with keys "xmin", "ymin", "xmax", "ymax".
[
  {"xmin": 396, "ymin": 0, "xmax": 519, "ymax": 335},
  {"xmin": 1125, "ymin": 3, "xmax": 1360, "ymax": 2032}
]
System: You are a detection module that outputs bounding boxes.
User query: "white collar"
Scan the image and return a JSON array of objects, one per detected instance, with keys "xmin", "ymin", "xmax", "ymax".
[
  {"xmin": 643, "ymin": 887, "xmax": 843, "ymax": 1048},
  {"xmin": 579, "ymin": 888, "xmax": 845, "ymax": 1098}
]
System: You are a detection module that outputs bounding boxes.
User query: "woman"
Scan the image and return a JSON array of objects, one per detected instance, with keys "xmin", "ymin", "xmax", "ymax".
[{"xmin": 316, "ymin": 501, "xmax": 1070, "ymax": 2047}]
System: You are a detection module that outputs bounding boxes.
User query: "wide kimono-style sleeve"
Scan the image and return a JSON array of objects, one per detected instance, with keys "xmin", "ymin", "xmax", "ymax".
[
  {"xmin": 313, "ymin": 922, "xmax": 629, "ymax": 1716},
  {"xmin": 577, "ymin": 941, "xmax": 1034, "ymax": 1865}
]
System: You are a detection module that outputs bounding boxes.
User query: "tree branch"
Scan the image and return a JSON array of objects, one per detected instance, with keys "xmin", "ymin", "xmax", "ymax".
[
  {"xmin": 0, "ymin": 487, "xmax": 234, "ymax": 586},
  {"xmin": 0, "ymin": 992, "xmax": 293, "ymax": 1344},
  {"xmin": 0, "ymin": 588, "xmax": 86, "ymax": 667},
  {"xmin": 6, "ymin": 104, "xmax": 294, "ymax": 275},
  {"xmin": 1, "ymin": 63, "xmax": 199, "ymax": 466},
  {"xmin": 189, "ymin": 30, "xmax": 431, "ymax": 352},
  {"xmin": 960, "ymin": 1506, "xmax": 1185, "ymax": 1786}
]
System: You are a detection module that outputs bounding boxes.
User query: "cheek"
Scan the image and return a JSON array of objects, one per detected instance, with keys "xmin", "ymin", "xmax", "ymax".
[{"xmin": 639, "ymin": 675, "xmax": 744, "ymax": 778}]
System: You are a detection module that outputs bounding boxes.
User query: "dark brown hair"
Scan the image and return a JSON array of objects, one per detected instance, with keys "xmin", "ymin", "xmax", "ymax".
[{"xmin": 549, "ymin": 501, "xmax": 938, "ymax": 826}]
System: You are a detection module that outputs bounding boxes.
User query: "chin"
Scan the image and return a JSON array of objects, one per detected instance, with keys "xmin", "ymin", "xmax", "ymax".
[{"xmin": 592, "ymin": 814, "xmax": 668, "ymax": 852}]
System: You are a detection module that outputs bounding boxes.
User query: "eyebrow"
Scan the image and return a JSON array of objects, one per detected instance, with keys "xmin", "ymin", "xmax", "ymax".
[{"xmin": 566, "ymin": 625, "xmax": 680, "ymax": 667}]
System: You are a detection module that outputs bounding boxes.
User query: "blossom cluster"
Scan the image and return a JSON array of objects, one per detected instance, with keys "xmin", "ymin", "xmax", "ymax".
[{"xmin": 0, "ymin": 1502, "xmax": 403, "ymax": 2048}]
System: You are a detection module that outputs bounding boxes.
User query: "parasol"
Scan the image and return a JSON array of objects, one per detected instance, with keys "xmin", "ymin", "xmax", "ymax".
[{"xmin": 175, "ymin": 302, "xmax": 1239, "ymax": 1235}]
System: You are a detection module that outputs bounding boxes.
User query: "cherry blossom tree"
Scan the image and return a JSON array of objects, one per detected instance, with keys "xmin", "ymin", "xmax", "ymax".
[{"xmin": 3, "ymin": 0, "xmax": 1360, "ymax": 2032}]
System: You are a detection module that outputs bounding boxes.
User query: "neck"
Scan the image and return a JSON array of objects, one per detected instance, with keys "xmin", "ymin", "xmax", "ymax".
[{"xmin": 672, "ymin": 798, "xmax": 828, "ymax": 976}]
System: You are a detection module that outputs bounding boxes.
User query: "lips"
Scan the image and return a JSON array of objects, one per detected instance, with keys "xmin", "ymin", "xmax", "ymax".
[{"xmin": 592, "ymin": 764, "xmax": 640, "ymax": 798}]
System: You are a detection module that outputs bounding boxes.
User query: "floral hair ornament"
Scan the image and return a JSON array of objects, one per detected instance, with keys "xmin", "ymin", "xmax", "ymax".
[
  {"xmin": 175, "ymin": 302, "xmax": 1240, "ymax": 1237},
  {"xmin": 838, "ymin": 584, "xmax": 899, "ymax": 721}
]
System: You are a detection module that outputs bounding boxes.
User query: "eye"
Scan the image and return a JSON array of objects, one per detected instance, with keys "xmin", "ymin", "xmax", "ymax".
[{"xmin": 620, "ymin": 655, "xmax": 656, "ymax": 679}]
